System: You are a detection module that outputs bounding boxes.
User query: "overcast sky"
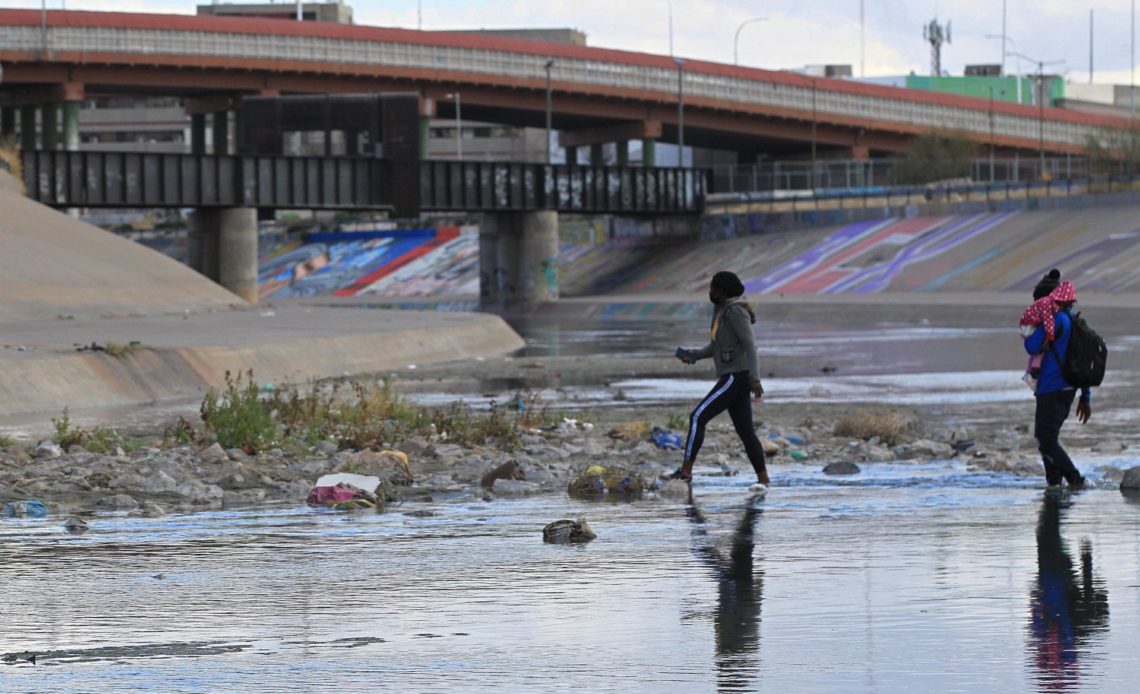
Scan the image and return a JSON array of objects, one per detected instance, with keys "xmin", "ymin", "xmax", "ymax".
[{"xmin": 7, "ymin": 1, "xmax": 1140, "ymax": 84}]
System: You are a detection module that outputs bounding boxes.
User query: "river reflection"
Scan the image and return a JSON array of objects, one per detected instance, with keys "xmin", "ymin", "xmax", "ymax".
[
  {"xmin": 687, "ymin": 490, "xmax": 764, "ymax": 693},
  {"xmin": 1027, "ymin": 492, "xmax": 1110, "ymax": 691}
]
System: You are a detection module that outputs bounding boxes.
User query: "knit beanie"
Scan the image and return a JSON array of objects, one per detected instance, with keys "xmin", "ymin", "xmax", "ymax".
[
  {"xmin": 710, "ymin": 271, "xmax": 745, "ymax": 298},
  {"xmin": 1032, "ymin": 268, "xmax": 1061, "ymax": 300}
]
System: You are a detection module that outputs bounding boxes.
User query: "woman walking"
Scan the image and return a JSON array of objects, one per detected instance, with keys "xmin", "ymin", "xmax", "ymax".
[{"xmin": 671, "ymin": 271, "xmax": 769, "ymax": 487}]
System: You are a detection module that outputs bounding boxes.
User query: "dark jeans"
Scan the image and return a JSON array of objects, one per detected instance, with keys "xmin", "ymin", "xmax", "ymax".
[
  {"xmin": 1034, "ymin": 389, "xmax": 1082, "ymax": 486},
  {"xmin": 684, "ymin": 372, "xmax": 768, "ymax": 481}
]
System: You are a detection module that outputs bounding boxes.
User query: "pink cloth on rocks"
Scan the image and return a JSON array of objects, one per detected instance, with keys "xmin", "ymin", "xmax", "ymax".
[{"xmin": 306, "ymin": 483, "xmax": 361, "ymax": 506}]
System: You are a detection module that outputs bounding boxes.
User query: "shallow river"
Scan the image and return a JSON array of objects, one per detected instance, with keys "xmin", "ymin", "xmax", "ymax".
[
  {"xmin": 4, "ymin": 307, "xmax": 1140, "ymax": 691},
  {"xmin": 3, "ymin": 465, "xmax": 1139, "ymax": 692}
]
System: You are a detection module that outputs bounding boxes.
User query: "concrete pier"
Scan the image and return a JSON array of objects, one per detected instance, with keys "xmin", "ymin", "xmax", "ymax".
[
  {"xmin": 480, "ymin": 210, "xmax": 559, "ymax": 307},
  {"xmin": 190, "ymin": 208, "xmax": 259, "ymax": 303}
]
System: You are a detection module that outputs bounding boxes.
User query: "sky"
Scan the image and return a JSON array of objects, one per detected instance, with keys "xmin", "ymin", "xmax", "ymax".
[{"xmin": 5, "ymin": 1, "xmax": 1140, "ymax": 85}]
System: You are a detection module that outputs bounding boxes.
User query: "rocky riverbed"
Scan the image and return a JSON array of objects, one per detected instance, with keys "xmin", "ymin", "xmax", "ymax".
[{"xmin": 4, "ymin": 397, "xmax": 1137, "ymax": 525}]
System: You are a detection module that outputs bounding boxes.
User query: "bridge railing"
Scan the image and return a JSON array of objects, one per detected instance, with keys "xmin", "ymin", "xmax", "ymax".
[
  {"xmin": 21, "ymin": 150, "xmax": 389, "ymax": 210},
  {"xmin": 706, "ymin": 174, "xmax": 1140, "ymax": 214},
  {"xmin": 420, "ymin": 161, "xmax": 706, "ymax": 213}
]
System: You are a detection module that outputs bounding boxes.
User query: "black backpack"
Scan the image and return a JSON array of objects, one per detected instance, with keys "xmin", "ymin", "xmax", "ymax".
[{"xmin": 1050, "ymin": 310, "xmax": 1108, "ymax": 388}]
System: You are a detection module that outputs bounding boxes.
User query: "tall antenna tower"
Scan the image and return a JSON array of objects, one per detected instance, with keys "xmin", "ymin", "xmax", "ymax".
[{"xmin": 923, "ymin": 18, "xmax": 951, "ymax": 76}]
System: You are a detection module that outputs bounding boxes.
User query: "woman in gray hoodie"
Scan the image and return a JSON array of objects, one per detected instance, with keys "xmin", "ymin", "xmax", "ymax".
[{"xmin": 671, "ymin": 271, "xmax": 769, "ymax": 486}]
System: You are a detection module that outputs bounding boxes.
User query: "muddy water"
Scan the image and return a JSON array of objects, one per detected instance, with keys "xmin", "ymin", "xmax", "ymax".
[{"xmin": 3, "ymin": 469, "xmax": 1139, "ymax": 692}]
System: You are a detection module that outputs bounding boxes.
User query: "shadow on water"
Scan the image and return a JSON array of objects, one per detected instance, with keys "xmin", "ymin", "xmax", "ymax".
[
  {"xmin": 686, "ymin": 489, "xmax": 765, "ymax": 693},
  {"xmin": 1027, "ymin": 492, "xmax": 1110, "ymax": 692}
]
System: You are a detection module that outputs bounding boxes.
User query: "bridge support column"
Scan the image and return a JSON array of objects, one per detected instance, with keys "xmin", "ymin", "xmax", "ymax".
[
  {"xmin": 565, "ymin": 145, "xmax": 578, "ymax": 166},
  {"xmin": 518, "ymin": 210, "xmax": 559, "ymax": 304},
  {"xmin": 590, "ymin": 143, "xmax": 605, "ymax": 165},
  {"xmin": 642, "ymin": 138, "xmax": 656, "ymax": 167},
  {"xmin": 616, "ymin": 141, "xmax": 629, "ymax": 166},
  {"xmin": 190, "ymin": 208, "xmax": 259, "ymax": 303},
  {"xmin": 191, "ymin": 114, "xmax": 207, "ymax": 155},
  {"xmin": 41, "ymin": 105, "xmax": 59, "ymax": 151},
  {"xmin": 419, "ymin": 116, "xmax": 430, "ymax": 159},
  {"xmin": 212, "ymin": 112, "xmax": 230, "ymax": 155},
  {"xmin": 1, "ymin": 107, "xmax": 15, "ymax": 137},
  {"xmin": 62, "ymin": 102, "xmax": 80, "ymax": 151},
  {"xmin": 19, "ymin": 106, "xmax": 37, "ymax": 151},
  {"xmin": 479, "ymin": 211, "xmax": 559, "ymax": 309}
]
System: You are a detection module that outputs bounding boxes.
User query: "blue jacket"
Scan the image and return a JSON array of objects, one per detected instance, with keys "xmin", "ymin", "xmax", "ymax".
[{"xmin": 1024, "ymin": 310, "xmax": 1092, "ymax": 403}]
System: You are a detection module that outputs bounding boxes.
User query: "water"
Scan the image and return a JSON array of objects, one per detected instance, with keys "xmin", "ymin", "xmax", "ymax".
[{"xmin": 3, "ymin": 465, "xmax": 1139, "ymax": 692}]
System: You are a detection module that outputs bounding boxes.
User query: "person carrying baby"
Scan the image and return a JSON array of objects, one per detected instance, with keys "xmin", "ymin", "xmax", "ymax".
[{"xmin": 1019, "ymin": 269, "xmax": 1061, "ymax": 388}]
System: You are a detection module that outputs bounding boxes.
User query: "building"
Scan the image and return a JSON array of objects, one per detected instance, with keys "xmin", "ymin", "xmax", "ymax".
[{"xmin": 196, "ymin": 1, "xmax": 354, "ymax": 24}]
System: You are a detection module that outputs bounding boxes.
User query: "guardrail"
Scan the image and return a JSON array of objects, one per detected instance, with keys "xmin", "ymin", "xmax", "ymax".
[
  {"xmin": 421, "ymin": 161, "xmax": 705, "ymax": 213},
  {"xmin": 707, "ymin": 175, "xmax": 1140, "ymax": 214},
  {"xmin": 20, "ymin": 150, "xmax": 707, "ymax": 215},
  {"xmin": 21, "ymin": 150, "xmax": 390, "ymax": 210},
  {"xmin": 709, "ymin": 157, "xmax": 1096, "ymax": 194}
]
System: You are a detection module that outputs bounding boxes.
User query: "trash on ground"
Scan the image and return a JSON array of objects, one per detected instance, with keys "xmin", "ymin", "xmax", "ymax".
[
  {"xmin": 542, "ymin": 517, "xmax": 596, "ymax": 544},
  {"xmin": 649, "ymin": 427, "xmax": 683, "ymax": 450},
  {"xmin": 3, "ymin": 500, "xmax": 48, "ymax": 518}
]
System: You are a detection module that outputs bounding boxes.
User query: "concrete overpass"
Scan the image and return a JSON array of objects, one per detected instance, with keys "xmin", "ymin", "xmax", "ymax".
[{"xmin": 0, "ymin": 9, "xmax": 1134, "ymax": 162}]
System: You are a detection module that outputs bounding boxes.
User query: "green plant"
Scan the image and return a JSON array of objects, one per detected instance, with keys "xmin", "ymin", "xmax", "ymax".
[
  {"xmin": 0, "ymin": 433, "xmax": 14, "ymax": 448},
  {"xmin": 666, "ymin": 411, "xmax": 687, "ymax": 431},
  {"xmin": 890, "ymin": 131, "xmax": 977, "ymax": 185},
  {"xmin": 200, "ymin": 370, "xmax": 279, "ymax": 453},
  {"xmin": 84, "ymin": 426, "xmax": 125, "ymax": 454},
  {"xmin": 104, "ymin": 341, "xmax": 142, "ymax": 358},
  {"xmin": 162, "ymin": 416, "xmax": 199, "ymax": 448},
  {"xmin": 52, "ymin": 407, "xmax": 89, "ymax": 452}
]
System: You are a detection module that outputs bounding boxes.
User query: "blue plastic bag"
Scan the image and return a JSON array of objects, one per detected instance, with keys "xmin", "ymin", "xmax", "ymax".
[
  {"xmin": 3, "ymin": 500, "xmax": 48, "ymax": 518},
  {"xmin": 650, "ymin": 428, "xmax": 683, "ymax": 450}
]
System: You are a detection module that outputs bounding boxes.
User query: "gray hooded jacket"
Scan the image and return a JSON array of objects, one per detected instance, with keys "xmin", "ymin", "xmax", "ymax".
[{"xmin": 691, "ymin": 298, "xmax": 760, "ymax": 383}]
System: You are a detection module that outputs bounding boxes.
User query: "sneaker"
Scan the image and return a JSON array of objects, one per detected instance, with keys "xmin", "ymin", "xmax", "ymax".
[{"xmin": 748, "ymin": 483, "xmax": 768, "ymax": 494}]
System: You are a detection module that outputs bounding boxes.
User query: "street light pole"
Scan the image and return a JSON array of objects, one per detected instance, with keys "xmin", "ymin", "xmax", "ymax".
[
  {"xmin": 544, "ymin": 59, "xmax": 554, "ymax": 166},
  {"xmin": 733, "ymin": 17, "xmax": 768, "ymax": 66},
  {"xmin": 1008, "ymin": 51, "xmax": 1064, "ymax": 179},
  {"xmin": 676, "ymin": 58, "xmax": 685, "ymax": 166},
  {"xmin": 667, "ymin": 0, "xmax": 674, "ymax": 57},
  {"xmin": 446, "ymin": 92, "xmax": 462, "ymax": 161},
  {"xmin": 986, "ymin": 34, "xmax": 1021, "ymax": 102}
]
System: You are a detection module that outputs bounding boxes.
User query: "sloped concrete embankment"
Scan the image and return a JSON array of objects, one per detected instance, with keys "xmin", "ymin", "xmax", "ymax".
[{"xmin": 0, "ymin": 309, "xmax": 523, "ymax": 418}]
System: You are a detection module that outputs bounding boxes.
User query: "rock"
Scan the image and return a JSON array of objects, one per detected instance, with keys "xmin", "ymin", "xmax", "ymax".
[
  {"xmin": 761, "ymin": 438, "xmax": 781, "ymax": 455},
  {"xmin": 1092, "ymin": 440, "xmax": 1127, "ymax": 454},
  {"xmin": 404, "ymin": 509, "xmax": 437, "ymax": 518},
  {"xmin": 431, "ymin": 444, "xmax": 464, "ymax": 461},
  {"xmin": 401, "ymin": 437, "xmax": 432, "ymax": 456},
  {"xmin": 225, "ymin": 447, "xmax": 249, "ymax": 461},
  {"xmin": 129, "ymin": 502, "xmax": 166, "ymax": 518},
  {"xmin": 62, "ymin": 515, "xmax": 89, "ymax": 533},
  {"xmin": 2, "ymin": 445, "xmax": 32, "ymax": 464},
  {"xmin": 34, "ymin": 441, "xmax": 63, "ymax": 459},
  {"xmin": 314, "ymin": 440, "xmax": 339, "ymax": 456},
  {"xmin": 97, "ymin": 493, "xmax": 140, "ymax": 510},
  {"xmin": 223, "ymin": 489, "xmax": 267, "ymax": 507},
  {"xmin": 1120, "ymin": 466, "xmax": 1140, "ymax": 491},
  {"xmin": 823, "ymin": 461, "xmax": 861, "ymax": 475},
  {"xmin": 481, "ymin": 461, "xmax": 525, "ymax": 488},
  {"xmin": 542, "ymin": 517, "xmax": 596, "ymax": 544},
  {"xmin": 491, "ymin": 478, "xmax": 542, "ymax": 497},
  {"xmin": 905, "ymin": 439, "xmax": 954, "ymax": 459},
  {"xmin": 198, "ymin": 443, "xmax": 228, "ymax": 465},
  {"xmin": 335, "ymin": 449, "xmax": 412, "ymax": 484}
]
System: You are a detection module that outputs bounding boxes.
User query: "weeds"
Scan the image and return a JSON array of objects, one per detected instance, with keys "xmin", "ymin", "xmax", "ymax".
[
  {"xmin": 666, "ymin": 411, "xmax": 687, "ymax": 431},
  {"xmin": 200, "ymin": 370, "xmax": 279, "ymax": 453},
  {"xmin": 198, "ymin": 372, "xmax": 542, "ymax": 454},
  {"xmin": 0, "ymin": 434, "xmax": 13, "ymax": 448},
  {"xmin": 833, "ymin": 410, "xmax": 912, "ymax": 446},
  {"xmin": 162, "ymin": 417, "xmax": 199, "ymax": 448},
  {"xmin": 50, "ymin": 407, "xmax": 135, "ymax": 453},
  {"xmin": 104, "ymin": 341, "xmax": 142, "ymax": 358}
]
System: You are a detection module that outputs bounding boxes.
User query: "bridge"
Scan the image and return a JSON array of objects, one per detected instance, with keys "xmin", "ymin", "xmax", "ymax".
[{"xmin": 0, "ymin": 9, "xmax": 1133, "ymax": 162}]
